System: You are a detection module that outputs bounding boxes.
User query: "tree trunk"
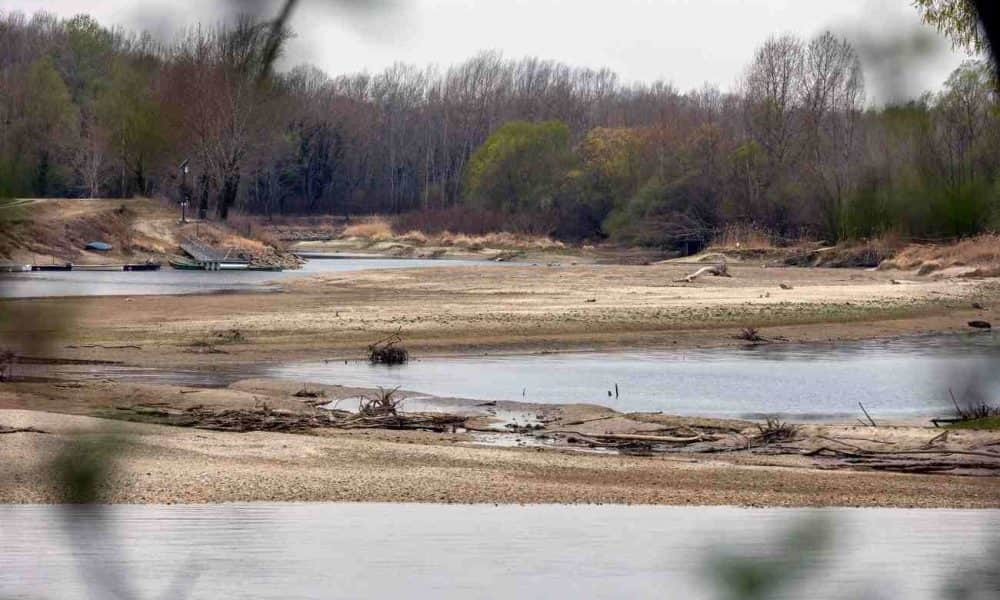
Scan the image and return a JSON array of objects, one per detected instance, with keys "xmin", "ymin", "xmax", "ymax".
[{"xmin": 217, "ymin": 172, "xmax": 239, "ymax": 221}]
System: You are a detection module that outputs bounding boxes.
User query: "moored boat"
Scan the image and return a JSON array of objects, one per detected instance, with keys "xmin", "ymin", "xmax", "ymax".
[
  {"xmin": 169, "ymin": 257, "xmax": 204, "ymax": 270},
  {"xmin": 31, "ymin": 263, "xmax": 73, "ymax": 271},
  {"xmin": 0, "ymin": 264, "xmax": 31, "ymax": 273},
  {"xmin": 124, "ymin": 262, "xmax": 162, "ymax": 271},
  {"xmin": 73, "ymin": 264, "xmax": 124, "ymax": 271}
]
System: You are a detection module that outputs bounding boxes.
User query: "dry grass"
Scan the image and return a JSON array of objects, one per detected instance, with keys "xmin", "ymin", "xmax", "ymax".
[
  {"xmin": 784, "ymin": 235, "xmax": 904, "ymax": 268},
  {"xmin": 342, "ymin": 217, "xmax": 394, "ymax": 240},
  {"xmin": 883, "ymin": 234, "xmax": 1000, "ymax": 276},
  {"xmin": 338, "ymin": 215, "xmax": 565, "ymax": 252},
  {"xmin": 177, "ymin": 221, "xmax": 279, "ymax": 258},
  {"xmin": 710, "ymin": 224, "xmax": 775, "ymax": 250},
  {"xmin": 0, "ymin": 201, "xmax": 137, "ymax": 260},
  {"xmin": 434, "ymin": 230, "xmax": 564, "ymax": 251},
  {"xmin": 226, "ymin": 214, "xmax": 285, "ymax": 249},
  {"xmin": 399, "ymin": 230, "xmax": 429, "ymax": 244}
]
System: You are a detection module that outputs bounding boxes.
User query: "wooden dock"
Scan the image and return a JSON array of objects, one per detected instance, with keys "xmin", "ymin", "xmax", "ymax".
[
  {"xmin": 179, "ymin": 237, "xmax": 249, "ymax": 270},
  {"xmin": 0, "ymin": 263, "xmax": 160, "ymax": 273}
]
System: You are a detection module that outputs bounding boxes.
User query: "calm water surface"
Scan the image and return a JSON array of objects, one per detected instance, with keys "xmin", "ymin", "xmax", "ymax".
[
  {"xmin": 44, "ymin": 334, "xmax": 1000, "ymax": 419},
  {"xmin": 0, "ymin": 257, "xmax": 492, "ymax": 297},
  {"xmin": 0, "ymin": 504, "xmax": 996, "ymax": 600},
  {"xmin": 267, "ymin": 334, "xmax": 1000, "ymax": 419}
]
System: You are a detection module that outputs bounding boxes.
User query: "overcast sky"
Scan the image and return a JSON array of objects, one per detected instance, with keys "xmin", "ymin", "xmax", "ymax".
[{"xmin": 5, "ymin": 0, "xmax": 979, "ymax": 103}]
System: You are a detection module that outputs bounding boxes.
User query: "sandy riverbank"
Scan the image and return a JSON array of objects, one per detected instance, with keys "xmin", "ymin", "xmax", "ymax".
[
  {"xmin": 1, "ymin": 259, "xmax": 998, "ymax": 506},
  {"xmin": 1, "ymin": 374, "xmax": 999, "ymax": 506},
  {"xmin": 1, "ymin": 406, "xmax": 998, "ymax": 506},
  {"xmin": 0, "ymin": 262, "xmax": 995, "ymax": 368}
]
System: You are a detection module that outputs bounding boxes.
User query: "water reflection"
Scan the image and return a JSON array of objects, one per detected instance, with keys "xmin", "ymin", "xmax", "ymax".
[
  {"xmin": 39, "ymin": 333, "xmax": 1000, "ymax": 421},
  {"xmin": 0, "ymin": 258, "xmax": 495, "ymax": 298},
  {"xmin": 1, "ymin": 504, "xmax": 996, "ymax": 600},
  {"xmin": 266, "ymin": 334, "xmax": 1000, "ymax": 419}
]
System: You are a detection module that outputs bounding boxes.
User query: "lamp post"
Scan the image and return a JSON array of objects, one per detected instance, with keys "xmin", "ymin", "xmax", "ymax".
[{"xmin": 178, "ymin": 160, "xmax": 191, "ymax": 223}]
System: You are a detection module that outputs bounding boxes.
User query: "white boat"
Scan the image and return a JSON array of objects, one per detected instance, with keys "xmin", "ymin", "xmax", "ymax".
[{"xmin": 0, "ymin": 264, "xmax": 31, "ymax": 273}]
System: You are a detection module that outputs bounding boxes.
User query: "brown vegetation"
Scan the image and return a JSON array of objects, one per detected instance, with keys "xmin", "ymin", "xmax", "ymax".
[
  {"xmin": 0, "ymin": 198, "xmax": 298, "ymax": 267},
  {"xmin": 367, "ymin": 333, "xmax": 410, "ymax": 365},
  {"xmin": 881, "ymin": 234, "xmax": 1000, "ymax": 276},
  {"xmin": 7, "ymin": 13, "xmax": 997, "ymax": 254},
  {"xmin": 0, "ymin": 200, "xmax": 137, "ymax": 261}
]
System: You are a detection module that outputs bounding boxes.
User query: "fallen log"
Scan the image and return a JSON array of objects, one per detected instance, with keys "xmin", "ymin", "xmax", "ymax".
[
  {"xmin": 65, "ymin": 344, "xmax": 142, "ymax": 350},
  {"xmin": 0, "ymin": 425, "xmax": 47, "ymax": 434},
  {"xmin": 815, "ymin": 436, "xmax": 868, "ymax": 451},
  {"xmin": 109, "ymin": 404, "xmax": 465, "ymax": 433},
  {"xmin": 595, "ymin": 432, "xmax": 706, "ymax": 444},
  {"xmin": 843, "ymin": 459, "xmax": 1000, "ymax": 474},
  {"xmin": 805, "ymin": 446, "xmax": 1000, "ymax": 460},
  {"xmin": 858, "ymin": 402, "xmax": 878, "ymax": 427},
  {"xmin": 836, "ymin": 436, "xmax": 895, "ymax": 445},
  {"xmin": 674, "ymin": 263, "xmax": 730, "ymax": 283},
  {"xmin": 548, "ymin": 430, "xmax": 706, "ymax": 444}
]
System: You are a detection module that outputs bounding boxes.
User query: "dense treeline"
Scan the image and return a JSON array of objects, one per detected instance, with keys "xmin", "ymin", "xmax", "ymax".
[{"xmin": 1, "ymin": 11, "xmax": 998, "ymax": 248}]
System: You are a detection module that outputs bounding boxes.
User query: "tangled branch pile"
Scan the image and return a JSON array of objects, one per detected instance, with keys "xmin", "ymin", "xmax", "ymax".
[
  {"xmin": 368, "ymin": 333, "xmax": 409, "ymax": 365},
  {"xmin": 110, "ymin": 401, "xmax": 463, "ymax": 433},
  {"xmin": 358, "ymin": 387, "xmax": 402, "ymax": 416},
  {"xmin": 736, "ymin": 327, "xmax": 765, "ymax": 342},
  {"xmin": 754, "ymin": 417, "xmax": 799, "ymax": 444},
  {"xmin": 175, "ymin": 405, "xmax": 335, "ymax": 432}
]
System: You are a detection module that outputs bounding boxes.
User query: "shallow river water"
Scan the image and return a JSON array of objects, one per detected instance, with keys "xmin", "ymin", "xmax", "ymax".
[
  {"xmin": 266, "ymin": 333, "xmax": 1000, "ymax": 419},
  {"xmin": 0, "ymin": 257, "xmax": 491, "ymax": 298},
  {"xmin": 5, "ymin": 258, "xmax": 998, "ymax": 419},
  {"xmin": 45, "ymin": 333, "xmax": 1000, "ymax": 420},
  {"xmin": 1, "ymin": 504, "xmax": 996, "ymax": 600}
]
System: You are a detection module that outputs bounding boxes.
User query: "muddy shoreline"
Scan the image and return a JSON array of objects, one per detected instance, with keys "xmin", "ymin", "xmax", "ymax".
[
  {"xmin": 0, "ymin": 262, "xmax": 994, "ymax": 368},
  {"xmin": 2, "ymin": 371, "xmax": 999, "ymax": 506}
]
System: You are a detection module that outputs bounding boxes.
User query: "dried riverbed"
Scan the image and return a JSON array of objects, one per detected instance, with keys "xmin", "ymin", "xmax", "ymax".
[{"xmin": 1, "ymin": 260, "xmax": 999, "ymax": 505}]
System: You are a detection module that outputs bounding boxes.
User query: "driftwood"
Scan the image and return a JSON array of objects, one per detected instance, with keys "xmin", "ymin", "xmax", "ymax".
[
  {"xmin": 836, "ymin": 436, "xmax": 895, "ymax": 445},
  {"xmin": 858, "ymin": 402, "xmax": 878, "ymax": 427},
  {"xmin": 674, "ymin": 263, "xmax": 730, "ymax": 283},
  {"xmin": 0, "ymin": 425, "xmax": 47, "ymax": 434},
  {"xmin": 110, "ymin": 404, "xmax": 463, "ymax": 433},
  {"xmin": 335, "ymin": 413, "xmax": 464, "ymax": 431},
  {"xmin": 65, "ymin": 344, "xmax": 142, "ymax": 350},
  {"xmin": 735, "ymin": 327, "xmax": 765, "ymax": 342},
  {"xmin": 560, "ymin": 415, "xmax": 620, "ymax": 427},
  {"xmin": 805, "ymin": 446, "xmax": 1000, "ymax": 460},
  {"xmin": 547, "ymin": 430, "xmax": 710, "ymax": 444},
  {"xmin": 368, "ymin": 332, "xmax": 409, "ymax": 365},
  {"xmin": 587, "ymin": 432, "xmax": 705, "ymax": 444},
  {"xmin": 815, "ymin": 435, "xmax": 869, "ymax": 451},
  {"xmin": 754, "ymin": 417, "xmax": 799, "ymax": 444}
]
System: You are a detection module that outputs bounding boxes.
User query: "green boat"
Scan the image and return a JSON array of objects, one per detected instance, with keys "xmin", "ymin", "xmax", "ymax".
[{"xmin": 168, "ymin": 257, "xmax": 204, "ymax": 270}]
